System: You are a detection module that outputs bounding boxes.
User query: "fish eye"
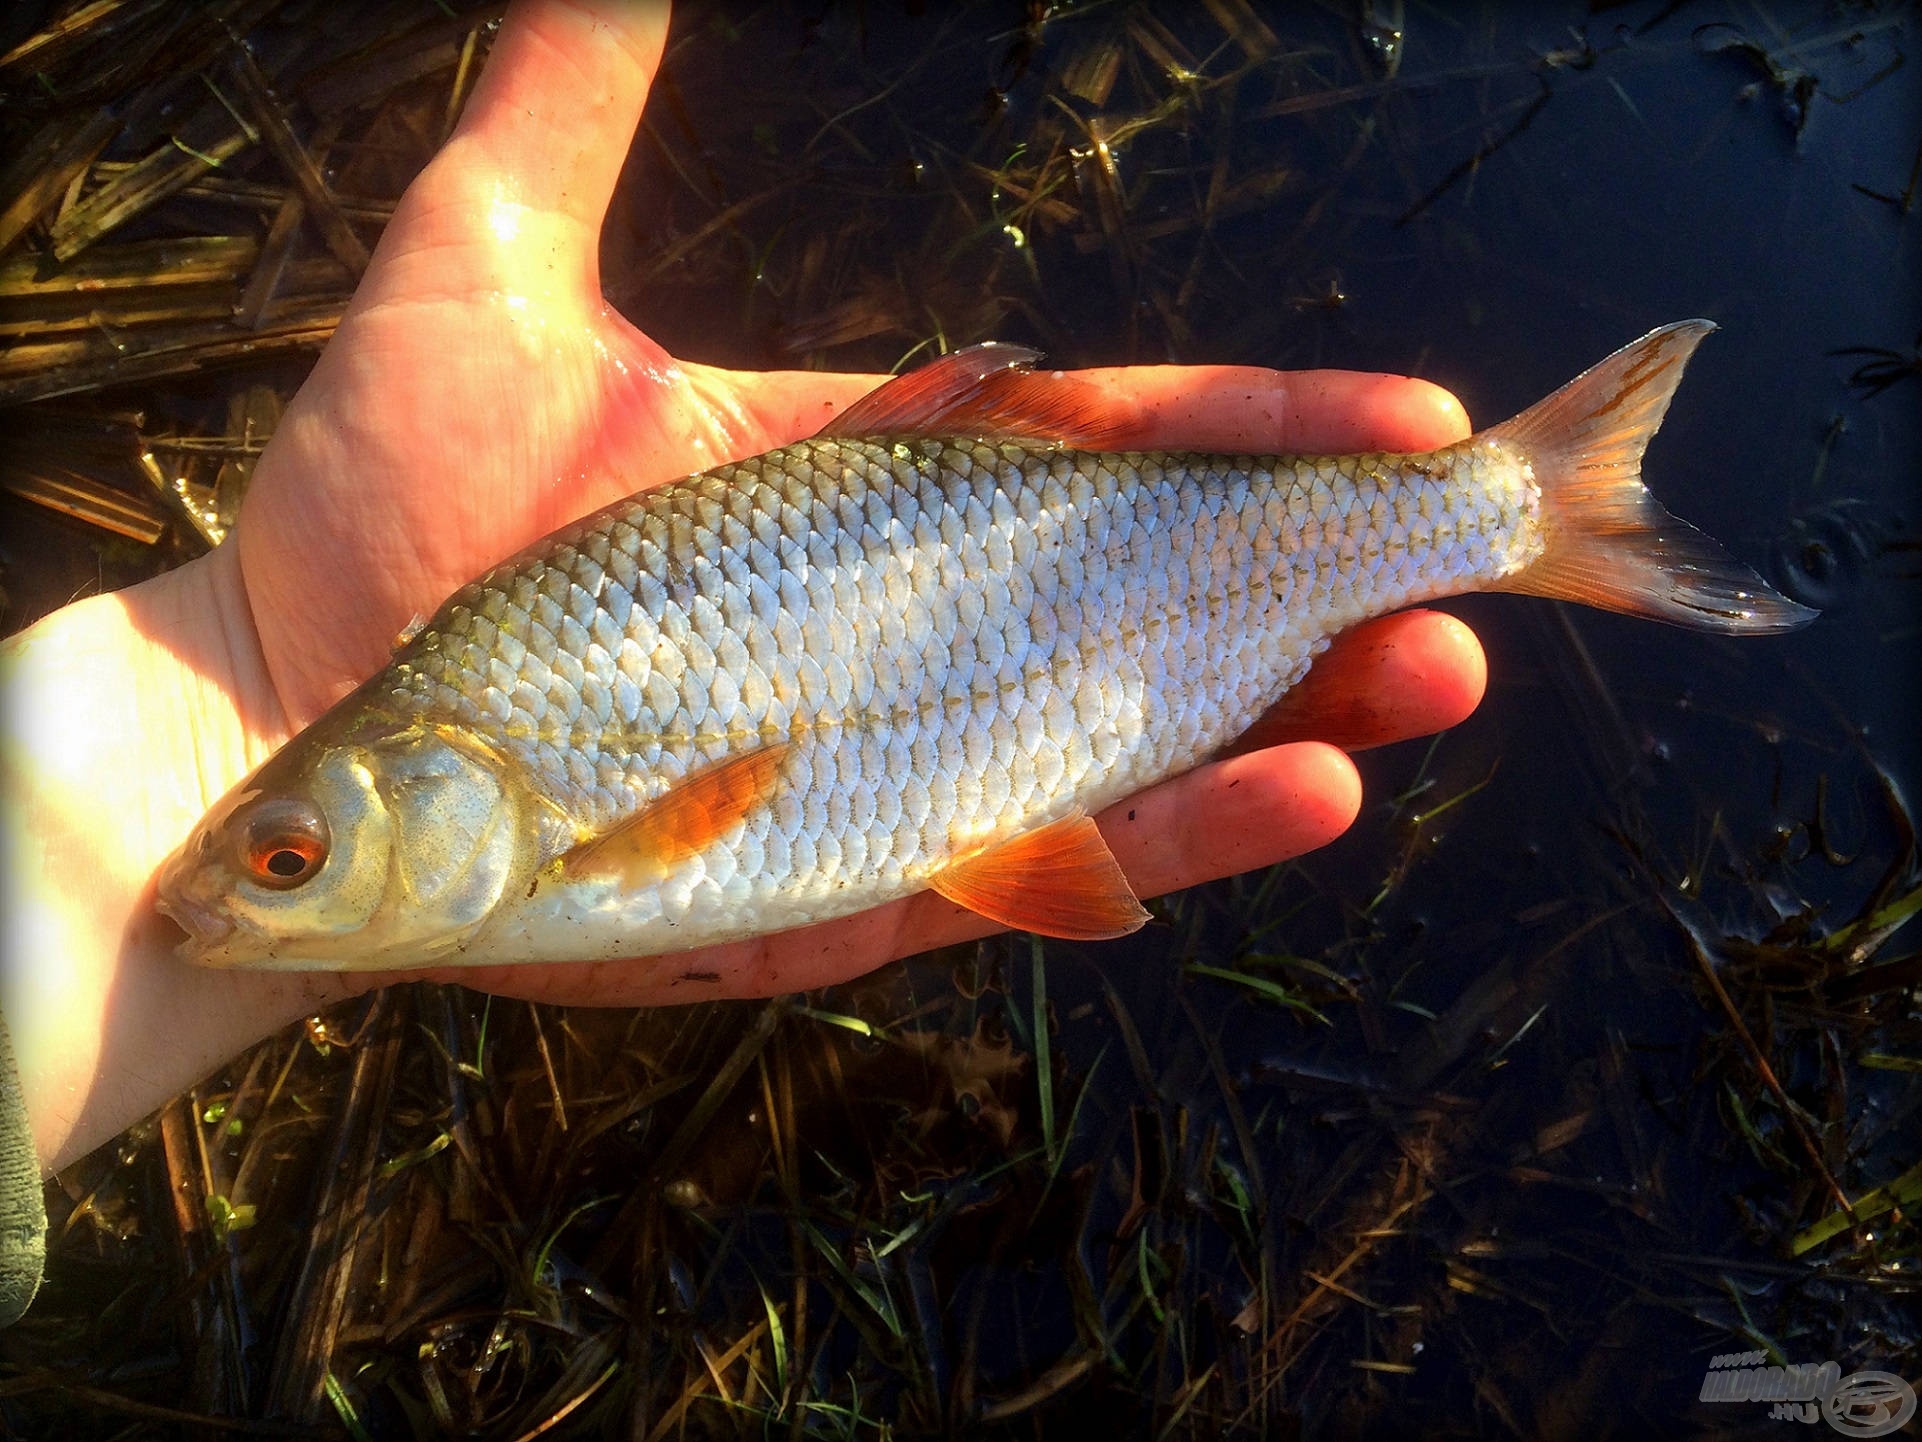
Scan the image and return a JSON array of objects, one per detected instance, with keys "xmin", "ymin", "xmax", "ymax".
[{"xmin": 237, "ymin": 798, "xmax": 330, "ymax": 890}]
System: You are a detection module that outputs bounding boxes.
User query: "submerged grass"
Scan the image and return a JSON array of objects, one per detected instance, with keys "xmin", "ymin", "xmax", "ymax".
[{"xmin": 2, "ymin": 0, "xmax": 1917, "ymax": 1437}]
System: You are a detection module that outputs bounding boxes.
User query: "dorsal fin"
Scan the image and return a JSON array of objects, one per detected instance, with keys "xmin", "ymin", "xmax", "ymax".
[
  {"xmin": 816, "ymin": 342, "xmax": 1140, "ymax": 448},
  {"xmin": 559, "ymin": 743, "xmax": 790, "ymax": 886},
  {"xmin": 928, "ymin": 812, "xmax": 1151, "ymax": 941}
]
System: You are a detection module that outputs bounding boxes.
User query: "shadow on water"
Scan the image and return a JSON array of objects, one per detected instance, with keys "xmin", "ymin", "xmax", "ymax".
[{"xmin": 1, "ymin": 1, "xmax": 1916, "ymax": 1437}]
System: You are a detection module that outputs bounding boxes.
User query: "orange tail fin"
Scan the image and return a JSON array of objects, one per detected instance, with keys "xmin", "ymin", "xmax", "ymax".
[{"xmin": 1489, "ymin": 320, "xmax": 1816, "ymax": 634}]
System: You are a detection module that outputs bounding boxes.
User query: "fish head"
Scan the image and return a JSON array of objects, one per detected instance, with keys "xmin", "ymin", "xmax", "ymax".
[{"xmin": 157, "ymin": 719, "xmax": 541, "ymax": 970}]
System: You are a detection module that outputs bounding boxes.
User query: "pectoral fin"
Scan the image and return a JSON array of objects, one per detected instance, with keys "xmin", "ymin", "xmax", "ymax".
[
  {"xmin": 929, "ymin": 812, "xmax": 1151, "ymax": 941},
  {"xmin": 560, "ymin": 743, "xmax": 790, "ymax": 885}
]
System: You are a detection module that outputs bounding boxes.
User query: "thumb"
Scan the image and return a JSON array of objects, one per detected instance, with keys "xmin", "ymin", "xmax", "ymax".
[{"xmin": 374, "ymin": 0, "xmax": 670, "ymax": 302}]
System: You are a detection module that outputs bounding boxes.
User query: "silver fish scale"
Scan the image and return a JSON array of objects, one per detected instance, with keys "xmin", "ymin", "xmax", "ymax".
[{"xmin": 381, "ymin": 435, "xmax": 1539, "ymax": 921}]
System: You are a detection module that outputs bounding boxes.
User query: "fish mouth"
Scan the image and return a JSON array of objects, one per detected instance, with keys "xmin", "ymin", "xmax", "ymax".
[{"xmin": 153, "ymin": 883, "xmax": 236, "ymax": 957}]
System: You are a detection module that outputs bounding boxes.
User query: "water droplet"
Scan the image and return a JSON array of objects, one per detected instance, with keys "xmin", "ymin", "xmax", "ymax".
[{"xmin": 1770, "ymin": 499, "xmax": 1900, "ymax": 610}]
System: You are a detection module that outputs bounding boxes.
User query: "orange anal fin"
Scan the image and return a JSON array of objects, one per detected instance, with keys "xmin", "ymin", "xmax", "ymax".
[
  {"xmin": 559, "ymin": 742, "xmax": 790, "ymax": 886},
  {"xmin": 929, "ymin": 812, "xmax": 1151, "ymax": 941},
  {"xmin": 816, "ymin": 343, "xmax": 1140, "ymax": 449}
]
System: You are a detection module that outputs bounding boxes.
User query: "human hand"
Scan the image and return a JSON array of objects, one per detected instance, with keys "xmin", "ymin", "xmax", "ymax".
[{"xmin": 1, "ymin": 0, "xmax": 1481, "ymax": 1171}]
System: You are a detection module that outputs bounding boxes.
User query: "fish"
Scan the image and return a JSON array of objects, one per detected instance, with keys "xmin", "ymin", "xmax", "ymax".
[{"xmin": 155, "ymin": 320, "xmax": 1815, "ymax": 971}]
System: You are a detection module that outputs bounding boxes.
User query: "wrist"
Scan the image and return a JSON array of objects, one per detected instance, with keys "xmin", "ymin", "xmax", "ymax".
[{"xmin": 1, "ymin": 548, "xmax": 362, "ymax": 1171}]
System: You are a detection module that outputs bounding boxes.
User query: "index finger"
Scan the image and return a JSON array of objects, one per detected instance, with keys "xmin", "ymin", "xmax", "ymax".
[{"xmin": 701, "ymin": 360, "xmax": 1472, "ymax": 462}]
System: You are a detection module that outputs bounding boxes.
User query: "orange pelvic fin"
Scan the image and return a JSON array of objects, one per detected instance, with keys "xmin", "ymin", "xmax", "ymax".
[
  {"xmin": 1489, "ymin": 320, "xmax": 1816, "ymax": 634},
  {"xmin": 818, "ymin": 342, "xmax": 1140, "ymax": 449},
  {"xmin": 929, "ymin": 812, "xmax": 1152, "ymax": 941},
  {"xmin": 560, "ymin": 742, "xmax": 790, "ymax": 885}
]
